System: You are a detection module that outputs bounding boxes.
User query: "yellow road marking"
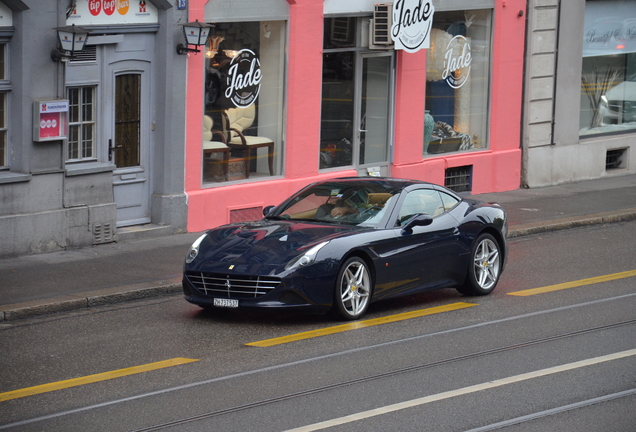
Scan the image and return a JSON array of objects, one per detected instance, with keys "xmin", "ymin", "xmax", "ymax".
[
  {"xmin": 0, "ymin": 357, "xmax": 198, "ymax": 402},
  {"xmin": 509, "ymin": 269, "xmax": 636, "ymax": 297},
  {"xmin": 247, "ymin": 302, "xmax": 477, "ymax": 347}
]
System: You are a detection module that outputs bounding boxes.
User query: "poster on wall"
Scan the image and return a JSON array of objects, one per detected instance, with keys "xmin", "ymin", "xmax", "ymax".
[
  {"xmin": 66, "ymin": 0, "xmax": 158, "ymax": 26},
  {"xmin": 391, "ymin": 0, "xmax": 435, "ymax": 53}
]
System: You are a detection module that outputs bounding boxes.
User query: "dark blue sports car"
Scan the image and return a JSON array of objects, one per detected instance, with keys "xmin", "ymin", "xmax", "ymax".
[{"xmin": 183, "ymin": 177, "xmax": 507, "ymax": 320}]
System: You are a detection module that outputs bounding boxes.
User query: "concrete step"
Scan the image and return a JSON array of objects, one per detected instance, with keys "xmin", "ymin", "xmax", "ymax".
[{"xmin": 115, "ymin": 224, "xmax": 174, "ymax": 243}]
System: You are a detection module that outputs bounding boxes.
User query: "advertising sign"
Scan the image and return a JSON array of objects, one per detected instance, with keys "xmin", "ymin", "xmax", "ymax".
[
  {"xmin": 442, "ymin": 35, "xmax": 472, "ymax": 89},
  {"xmin": 225, "ymin": 49, "xmax": 262, "ymax": 108},
  {"xmin": 583, "ymin": 1, "xmax": 636, "ymax": 57},
  {"xmin": 66, "ymin": 0, "xmax": 158, "ymax": 25},
  {"xmin": 391, "ymin": 0, "xmax": 435, "ymax": 53},
  {"xmin": 34, "ymin": 100, "xmax": 69, "ymax": 142}
]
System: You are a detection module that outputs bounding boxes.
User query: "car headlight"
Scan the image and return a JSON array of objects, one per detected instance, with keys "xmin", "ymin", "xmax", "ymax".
[
  {"xmin": 185, "ymin": 233, "xmax": 208, "ymax": 264},
  {"xmin": 285, "ymin": 241, "xmax": 330, "ymax": 271}
]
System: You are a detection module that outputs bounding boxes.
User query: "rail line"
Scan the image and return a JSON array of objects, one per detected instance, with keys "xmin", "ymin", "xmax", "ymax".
[
  {"xmin": 131, "ymin": 319, "xmax": 636, "ymax": 432},
  {"xmin": 3, "ymin": 293, "xmax": 635, "ymax": 431}
]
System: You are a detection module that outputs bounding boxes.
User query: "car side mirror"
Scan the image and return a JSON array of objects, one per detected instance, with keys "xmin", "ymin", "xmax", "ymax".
[
  {"xmin": 401, "ymin": 213, "xmax": 433, "ymax": 234},
  {"xmin": 263, "ymin": 205, "xmax": 276, "ymax": 217}
]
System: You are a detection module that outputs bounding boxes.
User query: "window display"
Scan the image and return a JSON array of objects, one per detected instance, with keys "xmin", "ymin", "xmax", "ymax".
[
  {"xmin": 202, "ymin": 21, "xmax": 284, "ymax": 183},
  {"xmin": 425, "ymin": 10, "xmax": 491, "ymax": 155},
  {"xmin": 580, "ymin": 0, "xmax": 636, "ymax": 136}
]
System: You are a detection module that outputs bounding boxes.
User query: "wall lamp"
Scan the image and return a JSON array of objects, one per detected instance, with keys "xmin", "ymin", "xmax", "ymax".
[
  {"xmin": 51, "ymin": 24, "xmax": 90, "ymax": 62},
  {"xmin": 177, "ymin": 20, "xmax": 213, "ymax": 55}
]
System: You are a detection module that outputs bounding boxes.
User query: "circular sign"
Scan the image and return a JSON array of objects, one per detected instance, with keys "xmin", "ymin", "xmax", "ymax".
[
  {"xmin": 224, "ymin": 49, "xmax": 262, "ymax": 108},
  {"xmin": 117, "ymin": 0, "xmax": 130, "ymax": 15},
  {"xmin": 88, "ymin": 0, "xmax": 102, "ymax": 16},
  {"xmin": 103, "ymin": 0, "xmax": 116, "ymax": 15}
]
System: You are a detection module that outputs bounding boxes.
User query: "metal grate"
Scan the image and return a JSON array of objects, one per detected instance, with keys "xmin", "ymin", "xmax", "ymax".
[
  {"xmin": 445, "ymin": 165, "xmax": 473, "ymax": 193},
  {"xmin": 69, "ymin": 45, "xmax": 97, "ymax": 63},
  {"xmin": 186, "ymin": 272, "xmax": 281, "ymax": 298},
  {"xmin": 606, "ymin": 148, "xmax": 626, "ymax": 170},
  {"xmin": 230, "ymin": 206, "xmax": 263, "ymax": 223},
  {"xmin": 372, "ymin": 3, "xmax": 393, "ymax": 46},
  {"xmin": 93, "ymin": 223, "xmax": 113, "ymax": 244}
]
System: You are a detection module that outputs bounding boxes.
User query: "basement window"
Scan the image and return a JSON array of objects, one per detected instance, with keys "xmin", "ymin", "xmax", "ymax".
[
  {"xmin": 606, "ymin": 148, "xmax": 627, "ymax": 171},
  {"xmin": 445, "ymin": 165, "xmax": 472, "ymax": 193}
]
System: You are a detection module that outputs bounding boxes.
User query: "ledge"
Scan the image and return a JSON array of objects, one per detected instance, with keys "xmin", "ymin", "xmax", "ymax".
[
  {"xmin": 0, "ymin": 171, "xmax": 31, "ymax": 184},
  {"xmin": 65, "ymin": 162, "xmax": 116, "ymax": 177}
]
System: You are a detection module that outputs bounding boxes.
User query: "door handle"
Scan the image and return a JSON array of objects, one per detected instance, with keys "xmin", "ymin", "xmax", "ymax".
[{"xmin": 108, "ymin": 139, "xmax": 122, "ymax": 161}]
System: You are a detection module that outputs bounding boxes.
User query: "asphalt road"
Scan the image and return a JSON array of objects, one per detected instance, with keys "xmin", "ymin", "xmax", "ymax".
[{"xmin": 1, "ymin": 221, "xmax": 635, "ymax": 431}]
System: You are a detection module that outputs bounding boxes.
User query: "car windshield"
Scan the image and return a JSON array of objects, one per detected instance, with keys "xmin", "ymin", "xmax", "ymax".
[{"xmin": 268, "ymin": 181, "xmax": 399, "ymax": 226}]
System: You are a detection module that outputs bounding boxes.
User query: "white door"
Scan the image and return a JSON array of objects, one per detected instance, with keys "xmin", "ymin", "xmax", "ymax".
[{"xmin": 106, "ymin": 61, "xmax": 152, "ymax": 227}]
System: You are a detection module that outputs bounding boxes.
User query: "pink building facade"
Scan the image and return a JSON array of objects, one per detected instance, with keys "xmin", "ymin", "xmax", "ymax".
[{"xmin": 184, "ymin": 0, "xmax": 525, "ymax": 233}]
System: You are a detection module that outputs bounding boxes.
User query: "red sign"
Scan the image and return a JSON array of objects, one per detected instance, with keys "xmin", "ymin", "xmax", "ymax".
[
  {"xmin": 103, "ymin": 0, "xmax": 116, "ymax": 15},
  {"xmin": 39, "ymin": 112, "xmax": 61, "ymax": 139},
  {"xmin": 88, "ymin": 0, "xmax": 102, "ymax": 16}
]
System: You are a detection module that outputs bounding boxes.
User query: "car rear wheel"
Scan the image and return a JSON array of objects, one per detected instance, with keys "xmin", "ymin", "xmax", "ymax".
[
  {"xmin": 333, "ymin": 257, "xmax": 372, "ymax": 320},
  {"xmin": 457, "ymin": 233, "xmax": 501, "ymax": 296}
]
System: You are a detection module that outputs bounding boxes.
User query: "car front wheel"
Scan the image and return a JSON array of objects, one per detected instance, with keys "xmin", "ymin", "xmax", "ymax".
[
  {"xmin": 333, "ymin": 257, "xmax": 372, "ymax": 320},
  {"xmin": 457, "ymin": 233, "xmax": 501, "ymax": 296}
]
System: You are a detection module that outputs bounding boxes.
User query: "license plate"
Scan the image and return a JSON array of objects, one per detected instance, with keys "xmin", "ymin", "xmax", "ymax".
[{"xmin": 214, "ymin": 298, "xmax": 239, "ymax": 308}]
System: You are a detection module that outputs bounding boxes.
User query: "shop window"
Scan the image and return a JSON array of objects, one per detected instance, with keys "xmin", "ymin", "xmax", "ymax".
[
  {"xmin": 320, "ymin": 18, "xmax": 393, "ymax": 173},
  {"xmin": 580, "ymin": 1, "xmax": 636, "ymax": 136},
  {"xmin": 67, "ymin": 86, "xmax": 96, "ymax": 162},
  {"xmin": 425, "ymin": 10, "xmax": 492, "ymax": 155},
  {"xmin": 202, "ymin": 21, "xmax": 285, "ymax": 184}
]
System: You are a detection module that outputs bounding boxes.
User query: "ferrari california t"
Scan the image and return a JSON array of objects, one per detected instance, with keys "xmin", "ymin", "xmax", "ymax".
[{"xmin": 183, "ymin": 177, "xmax": 507, "ymax": 320}]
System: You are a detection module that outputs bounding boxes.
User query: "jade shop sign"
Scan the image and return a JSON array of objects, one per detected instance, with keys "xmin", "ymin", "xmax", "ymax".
[{"xmin": 391, "ymin": 0, "xmax": 435, "ymax": 53}]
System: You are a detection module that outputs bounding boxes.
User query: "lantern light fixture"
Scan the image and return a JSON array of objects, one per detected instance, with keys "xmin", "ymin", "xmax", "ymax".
[
  {"xmin": 177, "ymin": 20, "xmax": 213, "ymax": 55},
  {"xmin": 51, "ymin": 24, "xmax": 90, "ymax": 62}
]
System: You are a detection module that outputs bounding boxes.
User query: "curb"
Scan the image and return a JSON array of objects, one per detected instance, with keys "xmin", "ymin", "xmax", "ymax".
[
  {"xmin": 2, "ymin": 209, "xmax": 635, "ymax": 322},
  {"xmin": 0, "ymin": 282, "xmax": 182, "ymax": 322},
  {"xmin": 507, "ymin": 208, "xmax": 636, "ymax": 238}
]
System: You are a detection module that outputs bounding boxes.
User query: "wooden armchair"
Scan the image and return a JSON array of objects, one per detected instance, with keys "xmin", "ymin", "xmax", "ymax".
[
  {"xmin": 203, "ymin": 115, "xmax": 230, "ymax": 181},
  {"xmin": 222, "ymin": 104, "xmax": 274, "ymax": 178}
]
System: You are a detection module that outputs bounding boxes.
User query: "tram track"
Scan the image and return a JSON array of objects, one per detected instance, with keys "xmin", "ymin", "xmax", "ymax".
[
  {"xmin": 130, "ymin": 318, "xmax": 636, "ymax": 432},
  {"xmin": 3, "ymin": 294, "xmax": 635, "ymax": 432}
]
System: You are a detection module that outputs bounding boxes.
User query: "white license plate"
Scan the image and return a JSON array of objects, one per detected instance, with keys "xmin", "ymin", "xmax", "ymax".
[{"xmin": 214, "ymin": 298, "xmax": 239, "ymax": 308}]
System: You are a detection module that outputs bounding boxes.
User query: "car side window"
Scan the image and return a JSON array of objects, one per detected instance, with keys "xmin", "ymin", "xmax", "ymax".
[
  {"xmin": 398, "ymin": 189, "xmax": 445, "ymax": 225},
  {"xmin": 439, "ymin": 191, "xmax": 460, "ymax": 211}
]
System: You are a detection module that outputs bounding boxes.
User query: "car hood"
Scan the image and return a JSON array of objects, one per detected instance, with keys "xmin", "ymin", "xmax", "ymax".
[{"xmin": 190, "ymin": 220, "xmax": 363, "ymax": 271}]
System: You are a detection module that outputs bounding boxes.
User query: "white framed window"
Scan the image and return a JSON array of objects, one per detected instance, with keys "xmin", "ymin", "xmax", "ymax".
[
  {"xmin": 67, "ymin": 86, "xmax": 96, "ymax": 161},
  {"xmin": 0, "ymin": 43, "xmax": 8, "ymax": 168},
  {"xmin": 0, "ymin": 92, "xmax": 6, "ymax": 168}
]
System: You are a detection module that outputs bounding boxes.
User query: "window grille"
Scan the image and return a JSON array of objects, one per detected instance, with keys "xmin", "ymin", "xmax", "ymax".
[
  {"xmin": 606, "ymin": 148, "xmax": 627, "ymax": 170},
  {"xmin": 445, "ymin": 165, "xmax": 473, "ymax": 193}
]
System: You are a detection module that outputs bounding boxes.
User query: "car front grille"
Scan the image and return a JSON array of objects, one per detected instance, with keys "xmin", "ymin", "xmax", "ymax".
[{"xmin": 186, "ymin": 272, "xmax": 281, "ymax": 298}]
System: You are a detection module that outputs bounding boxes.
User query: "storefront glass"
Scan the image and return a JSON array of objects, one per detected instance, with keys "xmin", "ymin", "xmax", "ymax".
[
  {"xmin": 580, "ymin": 0, "xmax": 636, "ymax": 136},
  {"xmin": 202, "ymin": 21, "xmax": 285, "ymax": 183},
  {"xmin": 425, "ymin": 9, "xmax": 492, "ymax": 155},
  {"xmin": 320, "ymin": 17, "xmax": 393, "ymax": 173}
]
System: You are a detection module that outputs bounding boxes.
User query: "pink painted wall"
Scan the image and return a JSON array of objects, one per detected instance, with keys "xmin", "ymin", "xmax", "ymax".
[
  {"xmin": 185, "ymin": 0, "xmax": 526, "ymax": 233},
  {"xmin": 392, "ymin": 0, "xmax": 526, "ymax": 194},
  {"xmin": 186, "ymin": 0, "xmax": 355, "ymax": 233}
]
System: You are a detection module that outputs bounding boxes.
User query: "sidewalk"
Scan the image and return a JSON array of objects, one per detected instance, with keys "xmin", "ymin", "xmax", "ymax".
[{"xmin": 1, "ymin": 174, "xmax": 635, "ymax": 321}]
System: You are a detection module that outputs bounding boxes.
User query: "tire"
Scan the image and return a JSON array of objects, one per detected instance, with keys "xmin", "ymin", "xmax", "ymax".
[
  {"xmin": 333, "ymin": 257, "xmax": 373, "ymax": 320},
  {"xmin": 457, "ymin": 233, "xmax": 501, "ymax": 296}
]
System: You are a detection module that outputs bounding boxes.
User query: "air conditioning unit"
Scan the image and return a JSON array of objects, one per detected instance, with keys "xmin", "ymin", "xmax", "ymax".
[{"xmin": 369, "ymin": 3, "xmax": 394, "ymax": 50}]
